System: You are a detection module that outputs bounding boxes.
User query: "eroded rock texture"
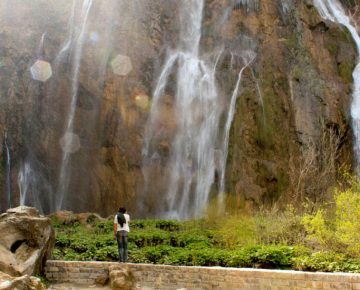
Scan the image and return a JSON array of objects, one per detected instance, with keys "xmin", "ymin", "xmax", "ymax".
[
  {"xmin": 0, "ymin": 271, "xmax": 45, "ymax": 290},
  {"xmin": 0, "ymin": 206, "xmax": 54, "ymax": 276}
]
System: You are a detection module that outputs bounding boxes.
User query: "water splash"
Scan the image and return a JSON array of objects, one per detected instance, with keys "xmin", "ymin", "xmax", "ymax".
[
  {"xmin": 56, "ymin": 0, "xmax": 93, "ymax": 211},
  {"xmin": 313, "ymin": 0, "xmax": 360, "ymax": 168}
]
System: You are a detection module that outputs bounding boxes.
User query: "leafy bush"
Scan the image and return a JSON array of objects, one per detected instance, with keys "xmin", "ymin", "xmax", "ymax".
[
  {"xmin": 302, "ymin": 176, "xmax": 360, "ymax": 257},
  {"xmin": 155, "ymin": 220, "xmax": 181, "ymax": 231},
  {"xmin": 224, "ymin": 249, "xmax": 253, "ymax": 267},
  {"xmin": 214, "ymin": 206, "xmax": 305, "ymax": 248},
  {"xmin": 334, "ymin": 184, "xmax": 360, "ymax": 256},
  {"xmin": 302, "ymin": 209, "xmax": 334, "ymax": 249},
  {"xmin": 130, "ymin": 230, "xmax": 171, "ymax": 247},
  {"xmin": 292, "ymin": 251, "xmax": 360, "ymax": 273},
  {"xmin": 224, "ymin": 246, "xmax": 297, "ymax": 269}
]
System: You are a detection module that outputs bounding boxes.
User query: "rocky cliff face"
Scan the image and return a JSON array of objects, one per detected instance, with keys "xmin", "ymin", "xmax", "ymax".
[{"xmin": 0, "ymin": 0, "xmax": 358, "ymax": 216}]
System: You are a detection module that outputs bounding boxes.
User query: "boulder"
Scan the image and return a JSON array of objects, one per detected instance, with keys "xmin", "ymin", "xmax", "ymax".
[
  {"xmin": 0, "ymin": 206, "xmax": 55, "ymax": 276},
  {"xmin": 109, "ymin": 265, "xmax": 134, "ymax": 290},
  {"xmin": 0, "ymin": 270, "xmax": 45, "ymax": 290},
  {"xmin": 76, "ymin": 213, "xmax": 104, "ymax": 225},
  {"xmin": 50, "ymin": 211, "xmax": 104, "ymax": 226},
  {"xmin": 49, "ymin": 211, "xmax": 79, "ymax": 226}
]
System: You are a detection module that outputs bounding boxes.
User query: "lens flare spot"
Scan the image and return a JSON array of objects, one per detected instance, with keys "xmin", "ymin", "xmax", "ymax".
[
  {"xmin": 135, "ymin": 94, "xmax": 150, "ymax": 110},
  {"xmin": 89, "ymin": 31, "xmax": 99, "ymax": 43},
  {"xmin": 59, "ymin": 132, "xmax": 81, "ymax": 154},
  {"xmin": 30, "ymin": 60, "xmax": 52, "ymax": 82},
  {"xmin": 111, "ymin": 54, "xmax": 132, "ymax": 76}
]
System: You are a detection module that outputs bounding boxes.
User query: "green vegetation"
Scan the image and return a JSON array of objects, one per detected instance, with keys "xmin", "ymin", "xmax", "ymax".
[
  {"xmin": 338, "ymin": 61, "xmax": 354, "ymax": 84},
  {"xmin": 52, "ymin": 177, "xmax": 360, "ymax": 273}
]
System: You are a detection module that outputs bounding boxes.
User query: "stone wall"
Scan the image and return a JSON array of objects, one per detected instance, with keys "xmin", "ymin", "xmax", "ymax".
[{"xmin": 45, "ymin": 260, "xmax": 360, "ymax": 290}]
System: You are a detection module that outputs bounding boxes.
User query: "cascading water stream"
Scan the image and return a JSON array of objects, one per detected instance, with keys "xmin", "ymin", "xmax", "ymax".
[
  {"xmin": 4, "ymin": 132, "xmax": 11, "ymax": 208},
  {"xmin": 143, "ymin": 0, "xmax": 255, "ymax": 218},
  {"xmin": 56, "ymin": 0, "xmax": 93, "ymax": 210},
  {"xmin": 55, "ymin": 0, "xmax": 76, "ymax": 64},
  {"xmin": 143, "ymin": 0, "xmax": 218, "ymax": 219},
  {"xmin": 313, "ymin": 0, "xmax": 360, "ymax": 168},
  {"xmin": 18, "ymin": 162, "xmax": 31, "ymax": 206},
  {"xmin": 218, "ymin": 51, "xmax": 256, "ymax": 204}
]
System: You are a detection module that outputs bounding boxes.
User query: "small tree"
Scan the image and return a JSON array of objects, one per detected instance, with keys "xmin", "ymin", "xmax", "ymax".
[{"xmin": 302, "ymin": 176, "xmax": 360, "ymax": 258}]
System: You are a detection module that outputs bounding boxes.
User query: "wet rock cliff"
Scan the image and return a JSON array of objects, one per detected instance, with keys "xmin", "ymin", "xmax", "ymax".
[{"xmin": 0, "ymin": 0, "xmax": 358, "ymax": 216}]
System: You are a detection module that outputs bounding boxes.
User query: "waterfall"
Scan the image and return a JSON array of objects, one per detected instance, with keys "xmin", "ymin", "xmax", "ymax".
[
  {"xmin": 4, "ymin": 132, "xmax": 11, "ymax": 208},
  {"xmin": 313, "ymin": 0, "xmax": 360, "ymax": 168},
  {"xmin": 218, "ymin": 51, "xmax": 256, "ymax": 204},
  {"xmin": 17, "ymin": 160, "xmax": 47, "ymax": 212},
  {"xmin": 18, "ymin": 162, "xmax": 31, "ymax": 206},
  {"xmin": 56, "ymin": 0, "xmax": 93, "ymax": 211},
  {"xmin": 143, "ymin": 0, "xmax": 254, "ymax": 218},
  {"xmin": 38, "ymin": 32, "xmax": 46, "ymax": 58},
  {"xmin": 55, "ymin": 0, "xmax": 76, "ymax": 63}
]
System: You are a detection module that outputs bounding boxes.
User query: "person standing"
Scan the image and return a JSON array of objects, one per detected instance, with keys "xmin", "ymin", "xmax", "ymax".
[{"xmin": 113, "ymin": 207, "xmax": 130, "ymax": 262}]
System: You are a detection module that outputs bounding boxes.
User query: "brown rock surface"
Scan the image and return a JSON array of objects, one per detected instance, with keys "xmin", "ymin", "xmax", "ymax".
[
  {"xmin": 109, "ymin": 265, "xmax": 134, "ymax": 290},
  {"xmin": 0, "ymin": 0, "xmax": 358, "ymax": 215},
  {"xmin": 0, "ymin": 206, "xmax": 55, "ymax": 276},
  {"xmin": 0, "ymin": 271, "xmax": 45, "ymax": 290}
]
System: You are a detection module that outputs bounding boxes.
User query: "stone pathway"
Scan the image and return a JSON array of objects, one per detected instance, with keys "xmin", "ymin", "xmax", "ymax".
[
  {"xmin": 47, "ymin": 283, "xmax": 156, "ymax": 290},
  {"xmin": 47, "ymin": 283, "xmax": 111, "ymax": 290}
]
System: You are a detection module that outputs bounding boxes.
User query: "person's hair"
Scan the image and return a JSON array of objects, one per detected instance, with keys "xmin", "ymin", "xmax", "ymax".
[{"xmin": 118, "ymin": 207, "xmax": 126, "ymax": 214}]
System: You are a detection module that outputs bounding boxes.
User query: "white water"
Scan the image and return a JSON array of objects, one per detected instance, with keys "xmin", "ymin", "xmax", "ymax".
[
  {"xmin": 56, "ymin": 0, "xmax": 93, "ymax": 210},
  {"xmin": 313, "ymin": 0, "xmax": 360, "ymax": 167},
  {"xmin": 218, "ymin": 51, "xmax": 256, "ymax": 204},
  {"xmin": 143, "ymin": 0, "xmax": 214, "ymax": 218},
  {"xmin": 37, "ymin": 32, "xmax": 46, "ymax": 58},
  {"xmin": 18, "ymin": 162, "xmax": 31, "ymax": 206},
  {"xmin": 18, "ymin": 158, "xmax": 44, "ymax": 213},
  {"xmin": 143, "ymin": 0, "xmax": 254, "ymax": 218},
  {"xmin": 4, "ymin": 132, "xmax": 11, "ymax": 208},
  {"xmin": 55, "ymin": 0, "xmax": 76, "ymax": 63}
]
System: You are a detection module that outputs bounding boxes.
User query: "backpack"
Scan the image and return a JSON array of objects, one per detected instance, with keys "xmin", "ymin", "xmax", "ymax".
[{"xmin": 117, "ymin": 213, "xmax": 126, "ymax": 227}]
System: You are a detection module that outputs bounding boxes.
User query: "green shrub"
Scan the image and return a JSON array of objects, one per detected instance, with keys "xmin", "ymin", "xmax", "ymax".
[
  {"xmin": 214, "ymin": 215, "xmax": 257, "ymax": 248},
  {"xmin": 302, "ymin": 209, "xmax": 335, "ymax": 249},
  {"xmin": 251, "ymin": 245, "xmax": 293, "ymax": 268},
  {"xmin": 95, "ymin": 220, "xmax": 113, "ymax": 234},
  {"xmin": 162, "ymin": 248, "xmax": 193, "ymax": 266},
  {"xmin": 130, "ymin": 230, "xmax": 171, "ymax": 247},
  {"xmin": 334, "ymin": 185, "xmax": 360, "ymax": 256},
  {"xmin": 292, "ymin": 251, "xmax": 360, "ymax": 273},
  {"xmin": 142, "ymin": 246, "xmax": 174, "ymax": 264},
  {"xmin": 94, "ymin": 245, "xmax": 118, "ymax": 261},
  {"xmin": 155, "ymin": 220, "xmax": 181, "ymax": 231},
  {"xmin": 302, "ymin": 176, "xmax": 360, "ymax": 257},
  {"xmin": 224, "ymin": 249, "xmax": 253, "ymax": 267},
  {"xmin": 55, "ymin": 233, "xmax": 71, "ymax": 247}
]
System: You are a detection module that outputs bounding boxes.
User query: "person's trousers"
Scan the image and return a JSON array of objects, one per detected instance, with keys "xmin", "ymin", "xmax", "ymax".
[{"xmin": 116, "ymin": 230, "xmax": 128, "ymax": 262}]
